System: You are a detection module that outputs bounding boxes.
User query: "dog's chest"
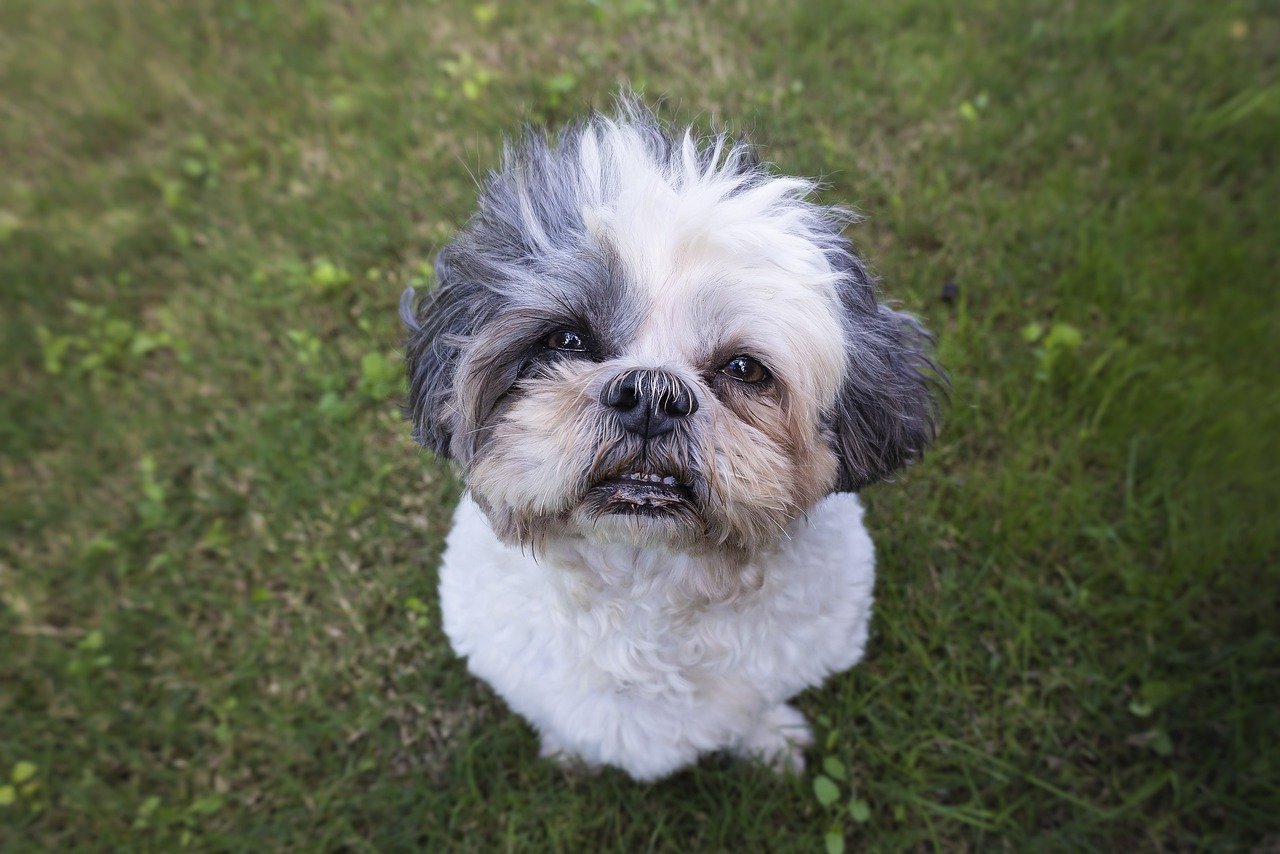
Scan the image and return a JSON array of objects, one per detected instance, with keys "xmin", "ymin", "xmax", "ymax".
[
  {"xmin": 439, "ymin": 493, "xmax": 875, "ymax": 713},
  {"xmin": 552, "ymin": 584, "xmax": 750, "ymax": 698}
]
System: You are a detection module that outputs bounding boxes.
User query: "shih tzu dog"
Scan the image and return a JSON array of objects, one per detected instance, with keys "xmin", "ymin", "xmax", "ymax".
[{"xmin": 401, "ymin": 100, "xmax": 940, "ymax": 781}]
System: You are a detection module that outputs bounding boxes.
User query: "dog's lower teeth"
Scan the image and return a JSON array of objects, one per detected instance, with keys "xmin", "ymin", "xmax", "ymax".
[{"xmin": 614, "ymin": 472, "xmax": 681, "ymax": 487}]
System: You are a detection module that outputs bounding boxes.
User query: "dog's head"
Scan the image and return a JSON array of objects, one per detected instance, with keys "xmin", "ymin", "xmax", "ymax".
[{"xmin": 404, "ymin": 101, "xmax": 941, "ymax": 562}]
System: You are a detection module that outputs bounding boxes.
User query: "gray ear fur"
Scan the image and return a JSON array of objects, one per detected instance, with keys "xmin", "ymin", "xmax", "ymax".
[
  {"xmin": 827, "ymin": 248, "xmax": 944, "ymax": 491},
  {"xmin": 402, "ymin": 250, "xmax": 476, "ymax": 460}
]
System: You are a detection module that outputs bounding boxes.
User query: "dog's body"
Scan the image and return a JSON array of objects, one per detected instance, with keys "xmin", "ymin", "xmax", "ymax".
[
  {"xmin": 403, "ymin": 101, "xmax": 939, "ymax": 779},
  {"xmin": 440, "ymin": 491, "xmax": 874, "ymax": 780}
]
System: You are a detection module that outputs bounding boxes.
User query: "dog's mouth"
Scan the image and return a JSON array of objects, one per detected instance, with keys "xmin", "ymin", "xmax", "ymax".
[{"xmin": 586, "ymin": 470, "xmax": 695, "ymax": 516}]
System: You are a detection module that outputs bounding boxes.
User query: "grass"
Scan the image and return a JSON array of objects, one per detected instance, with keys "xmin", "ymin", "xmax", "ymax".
[{"xmin": 1, "ymin": 0, "xmax": 1277, "ymax": 849}]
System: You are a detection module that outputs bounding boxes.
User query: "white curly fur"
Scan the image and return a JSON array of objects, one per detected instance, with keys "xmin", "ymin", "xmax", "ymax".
[{"xmin": 439, "ymin": 491, "xmax": 874, "ymax": 780}]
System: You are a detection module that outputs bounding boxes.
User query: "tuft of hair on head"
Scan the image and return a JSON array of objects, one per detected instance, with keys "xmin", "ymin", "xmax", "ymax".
[{"xmin": 399, "ymin": 286, "xmax": 421, "ymax": 333}]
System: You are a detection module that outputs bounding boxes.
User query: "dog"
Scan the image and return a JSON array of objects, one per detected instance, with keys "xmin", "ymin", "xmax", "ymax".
[{"xmin": 401, "ymin": 100, "xmax": 940, "ymax": 781}]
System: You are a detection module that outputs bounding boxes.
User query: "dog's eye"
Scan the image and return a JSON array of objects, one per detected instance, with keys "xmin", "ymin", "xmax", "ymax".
[
  {"xmin": 545, "ymin": 330, "xmax": 587, "ymax": 352},
  {"xmin": 721, "ymin": 355, "xmax": 771, "ymax": 384}
]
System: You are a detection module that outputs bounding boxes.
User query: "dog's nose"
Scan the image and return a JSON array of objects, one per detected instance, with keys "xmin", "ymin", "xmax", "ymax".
[{"xmin": 600, "ymin": 369, "xmax": 698, "ymax": 438}]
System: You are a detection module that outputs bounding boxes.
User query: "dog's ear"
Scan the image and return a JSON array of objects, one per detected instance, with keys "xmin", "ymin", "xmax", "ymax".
[
  {"xmin": 402, "ymin": 249, "xmax": 473, "ymax": 460},
  {"xmin": 827, "ymin": 249, "xmax": 943, "ymax": 491}
]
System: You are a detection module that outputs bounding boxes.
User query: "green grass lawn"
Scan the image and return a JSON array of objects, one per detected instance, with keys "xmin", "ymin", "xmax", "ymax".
[{"xmin": 2, "ymin": 0, "xmax": 1278, "ymax": 849}]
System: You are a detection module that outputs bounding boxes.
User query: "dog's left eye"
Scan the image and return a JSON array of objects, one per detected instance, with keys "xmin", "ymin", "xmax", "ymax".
[
  {"xmin": 721, "ymin": 355, "xmax": 771, "ymax": 384},
  {"xmin": 545, "ymin": 330, "xmax": 587, "ymax": 352}
]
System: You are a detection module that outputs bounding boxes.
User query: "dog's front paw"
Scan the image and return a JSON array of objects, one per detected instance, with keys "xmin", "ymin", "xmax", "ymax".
[{"xmin": 734, "ymin": 703, "xmax": 814, "ymax": 776}]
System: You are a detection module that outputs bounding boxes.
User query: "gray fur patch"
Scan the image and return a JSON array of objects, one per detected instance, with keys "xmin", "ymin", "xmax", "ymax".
[{"xmin": 823, "ymin": 246, "xmax": 945, "ymax": 490}]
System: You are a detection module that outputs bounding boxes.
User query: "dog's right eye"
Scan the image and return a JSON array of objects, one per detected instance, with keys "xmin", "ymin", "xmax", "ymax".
[{"xmin": 544, "ymin": 330, "xmax": 587, "ymax": 352}]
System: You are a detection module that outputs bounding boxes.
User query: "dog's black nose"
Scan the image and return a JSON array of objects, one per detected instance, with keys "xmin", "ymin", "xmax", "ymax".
[{"xmin": 600, "ymin": 369, "xmax": 698, "ymax": 438}]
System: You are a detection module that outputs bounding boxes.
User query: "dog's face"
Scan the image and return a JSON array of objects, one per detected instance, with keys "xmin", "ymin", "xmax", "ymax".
[{"xmin": 404, "ymin": 103, "xmax": 939, "ymax": 560}]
